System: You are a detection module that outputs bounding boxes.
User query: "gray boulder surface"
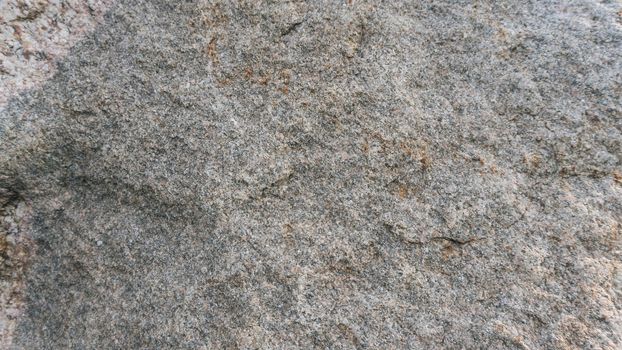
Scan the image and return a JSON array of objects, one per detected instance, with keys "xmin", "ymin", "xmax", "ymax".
[{"xmin": 1, "ymin": 0, "xmax": 621, "ymax": 348}]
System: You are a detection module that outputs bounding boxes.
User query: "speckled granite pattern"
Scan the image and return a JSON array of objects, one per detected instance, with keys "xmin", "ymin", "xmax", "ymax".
[
  {"xmin": 0, "ymin": 0, "xmax": 621, "ymax": 348},
  {"xmin": 0, "ymin": 0, "xmax": 114, "ymax": 109}
]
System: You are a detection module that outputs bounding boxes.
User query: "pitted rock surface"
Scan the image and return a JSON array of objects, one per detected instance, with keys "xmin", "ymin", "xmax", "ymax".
[{"xmin": 0, "ymin": 0, "xmax": 621, "ymax": 348}]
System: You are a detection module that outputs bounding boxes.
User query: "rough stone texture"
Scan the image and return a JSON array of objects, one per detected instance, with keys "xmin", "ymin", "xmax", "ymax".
[
  {"xmin": 0, "ymin": 189, "xmax": 33, "ymax": 347},
  {"xmin": 0, "ymin": 0, "xmax": 113, "ymax": 108},
  {"xmin": 0, "ymin": 0, "xmax": 621, "ymax": 348}
]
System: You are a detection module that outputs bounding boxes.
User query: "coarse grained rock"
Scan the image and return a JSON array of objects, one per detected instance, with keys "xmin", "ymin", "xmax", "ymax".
[
  {"xmin": 0, "ymin": 0, "xmax": 114, "ymax": 108},
  {"xmin": 0, "ymin": 0, "xmax": 621, "ymax": 348}
]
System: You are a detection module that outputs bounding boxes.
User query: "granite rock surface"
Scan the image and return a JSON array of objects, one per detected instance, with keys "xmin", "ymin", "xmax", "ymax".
[
  {"xmin": 0, "ymin": 0, "xmax": 114, "ymax": 108},
  {"xmin": 0, "ymin": 0, "xmax": 621, "ymax": 348}
]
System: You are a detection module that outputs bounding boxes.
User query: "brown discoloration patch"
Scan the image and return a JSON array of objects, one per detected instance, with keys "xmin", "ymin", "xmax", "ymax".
[
  {"xmin": 256, "ymin": 75, "xmax": 271, "ymax": 86},
  {"xmin": 524, "ymin": 153, "xmax": 542, "ymax": 170},
  {"xmin": 282, "ymin": 223, "xmax": 294, "ymax": 244},
  {"xmin": 399, "ymin": 140, "xmax": 432, "ymax": 169},
  {"xmin": 441, "ymin": 243, "xmax": 457, "ymax": 260},
  {"xmin": 207, "ymin": 36, "xmax": 219, "ymax": 64},
  {"xmin": 419, "ymin": 150, "xmax": 432, "ymax": 170},
  {"xmin": 361, "ymin": 140, "xmax": 370, "ymax": 154},
  {"xmin": 337, "ymin": 323, "xmax": 361, "ymax": 347},
  {"xmin": 399, "ymin": 141, "xmax": 416, "ymax": 158},
  {"xmin": 397, "ymin": 185, "xmax": 409, "ymax": 199},
  {"xmin": 279, "ymin": 70, "xmax": 291, "ymax": 94},
  {"xmin": 489, "ymin": 163, "xmax": 500, "ymax": 174},
  {"xmin": 216, "ymin": 78, "xmax": 231, "ymax": 86},
  {"xmin": 244, "ymin": 67, "xmax": 254, "ymax": 80}
]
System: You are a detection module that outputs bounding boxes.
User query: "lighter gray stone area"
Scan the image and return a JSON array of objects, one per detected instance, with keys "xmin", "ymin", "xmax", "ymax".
[
  {"xmin": 0, "ymin": 0, "xmax": 114, "ymax": 109},
  {"xmin": 0, "ymin": 0, "xmax": 621, "ymax": 348}
]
